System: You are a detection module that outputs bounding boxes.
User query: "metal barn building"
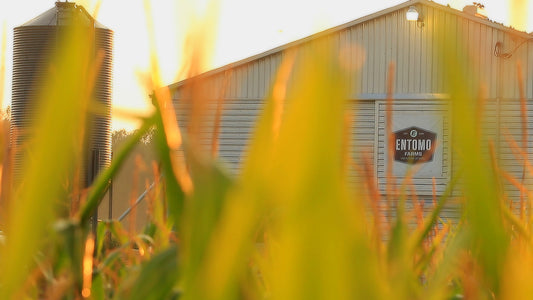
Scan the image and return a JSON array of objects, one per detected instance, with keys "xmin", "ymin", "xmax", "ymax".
[{"xmin": 168, "ymin": 0, "xmax": 533, "ymax": 201}]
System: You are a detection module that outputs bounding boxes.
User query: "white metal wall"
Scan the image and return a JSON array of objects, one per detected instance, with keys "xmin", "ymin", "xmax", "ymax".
[{"xmin": 171, "ymin": 1, "xmax": 533, "ymax": 199}]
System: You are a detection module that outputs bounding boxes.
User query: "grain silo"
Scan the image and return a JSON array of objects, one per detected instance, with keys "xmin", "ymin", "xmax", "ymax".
[{"xmin": 11, "ymin": 1, "xmax": 113, "ymax": 187}]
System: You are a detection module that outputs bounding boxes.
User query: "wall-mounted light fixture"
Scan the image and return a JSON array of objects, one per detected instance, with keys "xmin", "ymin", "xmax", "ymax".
[{"xmin": 406, "ymin": 6, "xmax": 424, "ymax": 28}]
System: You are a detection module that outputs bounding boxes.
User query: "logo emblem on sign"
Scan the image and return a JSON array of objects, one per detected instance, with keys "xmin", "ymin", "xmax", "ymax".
[{"xmin": 393, "ymin": 126, "xmax": 436, "ymax": 164}]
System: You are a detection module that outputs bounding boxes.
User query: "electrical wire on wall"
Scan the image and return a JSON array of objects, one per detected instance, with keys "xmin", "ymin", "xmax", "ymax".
[{"xmin": 494, "ymin": 37, "xmax": 533, "ymax": 58}]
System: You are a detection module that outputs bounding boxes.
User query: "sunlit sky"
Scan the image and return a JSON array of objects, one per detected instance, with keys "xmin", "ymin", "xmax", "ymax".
[{"xmin": 0, "ymin": 0, "xmax": 531, "ymax": 130}]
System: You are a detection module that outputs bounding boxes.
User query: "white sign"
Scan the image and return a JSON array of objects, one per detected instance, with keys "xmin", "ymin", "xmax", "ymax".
[{"xmin": 387, "ymin": 112, "xmax": 444, "ymax": 178}]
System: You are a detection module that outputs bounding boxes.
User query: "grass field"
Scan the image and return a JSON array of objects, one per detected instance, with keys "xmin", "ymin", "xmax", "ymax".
[{"xmin": 0, "ymin": 1, "xmax": 533, "ymax": 299}]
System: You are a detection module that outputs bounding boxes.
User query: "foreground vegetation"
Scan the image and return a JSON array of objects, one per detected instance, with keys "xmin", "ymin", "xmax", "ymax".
[{"xmin": 1, "ymin": 3, "xmax": 533, "ymax": 300}]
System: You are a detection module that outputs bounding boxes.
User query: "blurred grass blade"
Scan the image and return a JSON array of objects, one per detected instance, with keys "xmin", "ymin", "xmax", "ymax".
[
  {"xmin": 255, "ymin": 42, "xmax": 383, "ymax": 299},
  {"xmin": 178, "ymin": 49, "xmax": 298, "ymax": 300},
  {"xmin": 180, "ymin": 138, "xmax": 235, "ymax": 299},
  {"xmin": 410, "ymin": 172, "xmax": 460, "ymax": 249},
  {"xmin": 0, "ymin": 20, "xmax": 95, "ymax": 298},
  {"xmin": 0, "ymin": 22, "xmax": 5, "ymax": 108},
  {"xmin": 117, "ymin": 245, "xmax": 179, "ymax": 300},
  {"xmin": 151, "ymin": 97, "xmax": 186, "ymax": 227},
  {"xmin": 443, "ymin": 28, "xmax": 509, "ymax": 297},
  {"xmin": 80, "ymin": 115, "xmax": 157, "ymax": 224}
]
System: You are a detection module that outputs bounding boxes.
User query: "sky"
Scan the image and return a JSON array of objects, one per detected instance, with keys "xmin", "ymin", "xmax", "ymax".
[{"xmin": 0, "ymin": 0, "xmax": 531, "ymax": 130}]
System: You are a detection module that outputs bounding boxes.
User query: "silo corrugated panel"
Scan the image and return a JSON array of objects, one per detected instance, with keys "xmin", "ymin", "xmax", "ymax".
[
  {"xmin": 11, "ymin": 2, "xmax": 113, "ymax": 186},
  {"xmin": 11, "ymin": 25, "xmax": 57, "ymax": 175},
  {"xmin": 89, "ymin": 26, "xmax": 113, "ymax": 184}
]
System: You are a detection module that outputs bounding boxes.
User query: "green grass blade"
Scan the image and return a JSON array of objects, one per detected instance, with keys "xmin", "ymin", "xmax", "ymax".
[
  {"xmin": 116, "ymin": 245, "xmax": 179, "ymax": 300},
  {"xmin": 80, "ymin": 115, "xmax": 156, "ymax": 224},
  {"xmin": 442, "ymin": 28, "xmax": 509, "ymax": 297},
  {"xmin": 0, "ymin": 21, "xmax": 94, "ymax": 298},
  {"xmin": 410, "ymin": 172, "xmax": 461, "ymax": 249},
  {"xmin": 180, "ymin": 139, "xmax": 235, "ymax": 298},
  {"xmin": 149, "ymin": 96, "xmax": 186, "ymax": 227}
]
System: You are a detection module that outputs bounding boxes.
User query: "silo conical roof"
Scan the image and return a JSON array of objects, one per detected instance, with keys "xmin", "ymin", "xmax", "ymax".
[
  {"xmin": 19, "ymin": 7, "xmax": 57, "ymax": 26},
  {"xmin": 18, "ymin": 2, "xmax": 110, "ymax": 29}
]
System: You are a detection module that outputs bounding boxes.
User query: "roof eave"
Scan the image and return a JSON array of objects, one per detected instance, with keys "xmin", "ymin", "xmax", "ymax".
[{"xmin": 168, "ymin": 0, "xmax": 532, "ymax": 91}]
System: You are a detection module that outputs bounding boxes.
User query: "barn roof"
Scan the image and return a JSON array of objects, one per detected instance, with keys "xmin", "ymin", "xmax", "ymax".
[{"xmin": 168, "ymin": 0, "xmax": 532, "ymax": 90}]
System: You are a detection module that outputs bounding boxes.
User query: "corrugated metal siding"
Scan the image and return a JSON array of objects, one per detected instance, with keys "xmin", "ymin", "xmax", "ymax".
[
  {"xmin": 346, "ymin": 5, "xmax": 531, "ymax": 98},
  {"xmin": 497, "ymin": 100, "xmax": 533, "ymax": 199},
  {"xmin": 529, "ymin": 42, "xmax": 533, "ymax": 99},
  {"xmin": 174, "ymin": 95, "xmax": 263, "ymax": 174},
  {"xmin": 212, "ymin": 52, "xmax": 283, "ymax": 100},
  {"xmin": 348, "ymin": 100, "xmax": 376, "ymax": 183},
  {"xmin": 171, "ymin": 2, "xmax": 533, "ymax": 199}
]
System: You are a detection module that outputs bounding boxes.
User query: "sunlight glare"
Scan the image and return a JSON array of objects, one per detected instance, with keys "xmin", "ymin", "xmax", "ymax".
[
  {"xmin": 0, "ymin": 23, "xmax": 5, "ymax": 109},
  {"xmin": 510, "ymin": 0, "xmax": 528, "ymax": 31},
  {"xmin": 1, "ymin": 0, "xmax": 532, "ymax": 131}
]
